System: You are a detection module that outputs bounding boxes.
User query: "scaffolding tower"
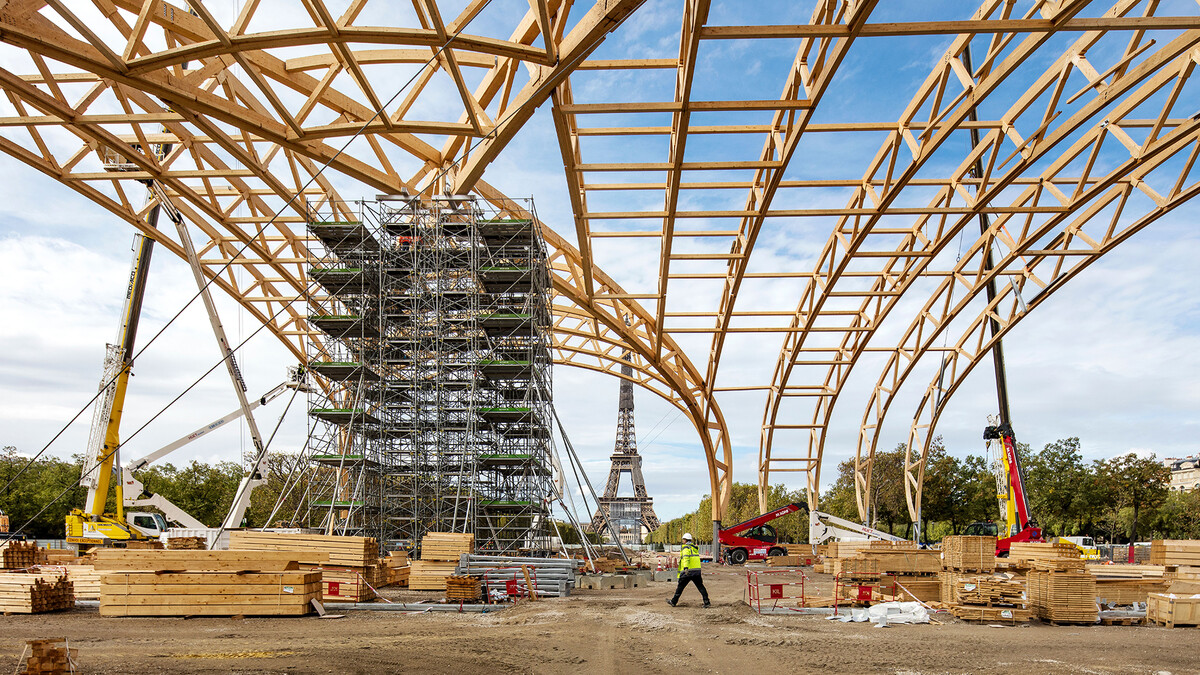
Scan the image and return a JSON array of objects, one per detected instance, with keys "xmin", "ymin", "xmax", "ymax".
[{"xmin": 304, "ymin": 196, "xmax": 553, "ymax": 553}]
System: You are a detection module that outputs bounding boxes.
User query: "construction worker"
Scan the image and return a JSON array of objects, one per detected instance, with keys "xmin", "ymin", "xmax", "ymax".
[{"xmin": 667, "ymin": 532, "xmax": 710, "ymax": 608}]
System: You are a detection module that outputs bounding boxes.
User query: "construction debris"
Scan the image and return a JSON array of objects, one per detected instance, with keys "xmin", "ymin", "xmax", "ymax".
[{"xmin": 0, "ymin": 574, "xmax": 74, "ymax": 614}]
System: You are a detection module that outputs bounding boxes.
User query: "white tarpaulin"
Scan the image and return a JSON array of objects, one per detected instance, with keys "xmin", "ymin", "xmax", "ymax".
[{"xmin": 828, "ymin": 602, "xmax": 930, "ymax": 627}]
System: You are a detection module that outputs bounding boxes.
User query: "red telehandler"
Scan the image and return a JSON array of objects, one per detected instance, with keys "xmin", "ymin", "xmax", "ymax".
[{"xmin": 719, "ymin": 502, "xmax": 903, "ymax": 564}]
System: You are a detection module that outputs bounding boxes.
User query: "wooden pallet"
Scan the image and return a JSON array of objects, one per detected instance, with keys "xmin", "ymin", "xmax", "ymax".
[
  {"xmin": 229, "ymin": 531, "xmax": 378, "ymax": 567},
  {"xmin": 951, "ymin": 604, "xmax": 1030, "ymax": 624},
  {"xmin": 1099, "ymin": 616, "xmax": 1145, "ymax": 626},
  {"xmin": 99, "ymin": 571, "xmax": 321, "ymax": 617},
  {"xmin": 419, "ymin": 532, "xmax": 474, "ymax": 562},
  {"xmin": 941, "ymin": 536, "xmax": 997, "ymax": 572},
  {"xmin": 93, "ymin": 549, "xmax": 311, "ymax": 571}
]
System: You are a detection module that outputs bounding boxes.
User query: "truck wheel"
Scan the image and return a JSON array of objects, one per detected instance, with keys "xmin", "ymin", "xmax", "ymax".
[
  {"xmin": 729, "ymin": 548, "xmax": 748, "ymax": 565},
  {"xmin": 768, "ymin": 547, "xmax": 787, "ymax": 558}
]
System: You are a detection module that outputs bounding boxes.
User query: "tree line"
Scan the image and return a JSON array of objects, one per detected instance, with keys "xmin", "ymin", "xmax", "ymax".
[
  {"xmin": 0, "ymin": 446, "xmax": 312, "ymax": 539},
  {"xmin": 648, "ymin": 438, "xmax": 1200, "ymax": 545}
]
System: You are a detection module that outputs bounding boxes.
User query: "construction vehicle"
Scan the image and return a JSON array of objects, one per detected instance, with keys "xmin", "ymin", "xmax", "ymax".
[
  {"xmin": 1058, "ymin": 536, "xmax": 1101, "ymax": 560},
  {"xmin": 963, "ymin": 417, "xmax": 1043, "ymax": 555},
  {"xmin": 719, "ymin": 502, "xmax": 903, "ymax": 564},
  {"xmin": 66, "ymin": 143, "xmax": 305, "ymax": 547}
]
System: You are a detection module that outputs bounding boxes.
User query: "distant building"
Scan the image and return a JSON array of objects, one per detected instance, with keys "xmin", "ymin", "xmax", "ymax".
[{"xmin": 1164, "ymin": 455, "xmax": 1200, "ymax": 492}]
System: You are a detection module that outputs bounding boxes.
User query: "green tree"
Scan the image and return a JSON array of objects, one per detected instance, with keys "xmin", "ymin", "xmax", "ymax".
[
  {"xmin": 0, "ymin": 446, "xmax": 88, "ymax": 539},
  {"xmin": 1023, "ymin": 437, "xmax": 1089, "ymax": 537},
  {"xmin": 1094, "ymin": 453, "xmax": 1169, "ymax": 543}
]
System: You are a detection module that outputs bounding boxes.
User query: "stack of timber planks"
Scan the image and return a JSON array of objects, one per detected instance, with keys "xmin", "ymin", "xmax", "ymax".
[
  {"xmin": 949, "ymin": 575, "xmax": 1030, "ymax": 624},
  {"xmin": 165, "ymin": 536, "xmax": 207, "ymax": 550},
  {"xmin": 1088, "ymin": 563, "xmax": 1167, "ymax": 605},
  {"xmin": 25, "ymin": 566, "xmax": 101, "ymax": 601},
  {"xmin": 1009, "ymin": 542, "xmax": 1085, "ymax": 571},
  {"xmin": 445, "ymin": 575, "xmax": 481, "ymax": 602},
  {"xmin": 229, "ymin": 531, "xmax": 382, "ymax": 602},
  {"xmin": 411, "ymin": 533, "xmax": 473, "ymax": 591},
  {"xmin": 1027, "ymin": 568, "xmax": 1097, "ymax": 624},
  {"xmin": 767, "ymin": 555, "xmax": 802, "ymax": 567},
  {"xmin": 18, "ymin": 638, "xmax": 76, "ymax": 675},
  {"xmin": 385, "ymin": 552, "xmax": 410, "ymax": 587},
  {"xmin": 941, "ymin": 536, "xmax": 996, "ymax": 573},
  {"xmin": 2, "ymin": 541, "xmax": 38, "ymax": 569},
  {"xmin": 101, "ymin": 570, "xmax": 321, "ymax": 617},
  {"xmin": 940, "ymin": 536, "xmax": 997, "ymax": 604},
  {"xmin": 94, "ymin": 549, "xmax": 320, "ymax": 617},
  {"xmin": 0, "ymin": 574, "xmax": 73, "ymax": 614},
  {"xmin": 1152, "ymin": 541, "xmax": 1200, "ymax": 581}
]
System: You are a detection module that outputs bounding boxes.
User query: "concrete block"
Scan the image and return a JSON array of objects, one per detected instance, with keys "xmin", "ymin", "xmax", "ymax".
[
  {"xmin": 612, "ymin": 573, "xmax": 634, "ymax": 589},
  {"xmin": 633, "ymin": 570, "xmax": 654, "ymax": 586},
  {"xmin": 654, "ymin": 571, "xmax": 678, "ymax": 582}
]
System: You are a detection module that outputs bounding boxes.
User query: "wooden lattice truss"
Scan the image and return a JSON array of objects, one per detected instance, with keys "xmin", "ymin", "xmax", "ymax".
[{"xmin": 0, "ymin": 0, "xmax": 1196, "ymax": 525}]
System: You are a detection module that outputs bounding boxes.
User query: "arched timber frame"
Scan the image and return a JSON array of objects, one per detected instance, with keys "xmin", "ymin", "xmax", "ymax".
[
  {"xmin": 1, "ymin": 0, "xmax": 1199, "ymax": 526},
  {"xmin": 757, "ymin": 0, "xmax": 1200, "ymax": 513}
]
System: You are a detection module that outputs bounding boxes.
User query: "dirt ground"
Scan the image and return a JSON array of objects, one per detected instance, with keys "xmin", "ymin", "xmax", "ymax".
[{"xmin": 0, "ymin": 564, "xmax": 1196, "ymax": 674}]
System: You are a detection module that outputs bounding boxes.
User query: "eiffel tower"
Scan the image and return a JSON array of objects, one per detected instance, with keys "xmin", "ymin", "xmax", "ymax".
[{"xmin": 591, "ymin": 351, "xmax": 660, "ymax": 544}]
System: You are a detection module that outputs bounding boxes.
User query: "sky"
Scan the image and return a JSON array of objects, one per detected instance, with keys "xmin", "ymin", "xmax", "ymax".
[{"xmin": 0, "ymin": 0, "xmax": 1197, "ymax": 527}]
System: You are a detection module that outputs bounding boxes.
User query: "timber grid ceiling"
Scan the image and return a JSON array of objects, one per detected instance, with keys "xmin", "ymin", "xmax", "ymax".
[{"xmin": 0, "ymin": 0, "xmax": 1197, "ymax": 524}]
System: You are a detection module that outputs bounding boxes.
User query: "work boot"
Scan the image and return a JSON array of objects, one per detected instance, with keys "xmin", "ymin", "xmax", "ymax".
[
  {"xmin": 703, "ymin": 601, "xmax": 711, "ymax": 609},
  {"xmin": 666, "ymin": 598, "xmax": 677, "ymax": 607}
]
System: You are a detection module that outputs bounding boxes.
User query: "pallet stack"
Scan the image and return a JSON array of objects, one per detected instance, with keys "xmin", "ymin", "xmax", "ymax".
[
  {"xmin": 0, "ymin": 574, "xmax": 74, "ymax": 614},
  {"xmin": 949, "ymin": 575, "xmax": 1030, "ymax": 624},
  {"xmin": 767, "ymin": 555, "xmax": 802, "ymax": 567},
  {"xmin": 228, "ymin": 531, "xmax": 381, "ymax": 602},
  {"xmin": 18, "ymin": 638, "xmax": 76, "ymax": 675},
  {"xmin": 1009, "ymin": 542, "xmax": 1084, "ymax": 571},
  {"xmin": 411, "ymin": 533, "xmax": 473, "ymax": 591},
  {"xmin": 385, "ymin": 552, "xmax": 410, "ymax": 587},
  {"xmin": 2, "ymin": 541, "xmax": 38, "ymax": 569},
  {"xmin": 445, "ymin": 575, "xmax": 481, "ymax": 602},
  {"xmin": 94, "ymin": 549, "xmax": 320, "ymax": 617},
  {"xmin": 940, "ymin": 535, "xmax": 997, "ymax": 604}
]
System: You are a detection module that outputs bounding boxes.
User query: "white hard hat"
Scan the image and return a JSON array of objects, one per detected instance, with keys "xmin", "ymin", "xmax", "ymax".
[{"xmin": 682, "ymin": 532, "xmax": 693, "ymax": 541}]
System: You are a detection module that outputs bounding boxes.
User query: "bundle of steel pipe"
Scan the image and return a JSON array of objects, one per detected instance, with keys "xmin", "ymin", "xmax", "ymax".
[{"xmin": 456, "ymin": 555, "xmax": 582, "ymax": 597}]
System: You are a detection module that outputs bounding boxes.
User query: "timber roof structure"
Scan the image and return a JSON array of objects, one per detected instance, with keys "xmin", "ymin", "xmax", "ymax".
[{"xmin": 0, "ymin": 0, "xmax": 1197, "ymax": 522}]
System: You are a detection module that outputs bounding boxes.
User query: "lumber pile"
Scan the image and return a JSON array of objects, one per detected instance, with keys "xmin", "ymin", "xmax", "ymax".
[
  {"xmin": 18, "ymin": 639, "xmax": 76, "ymax": 675},
  {"xmin": 833, "ymin": 548, "xmax": 940, "ymax": 577},
  {"xmin": 41, "ymin": 549, "xmax": 76, "ymax": 565},
  {"xmin": 409, "ymin": 561, "xmax": 458, "ymax": 591},
  {"xmin": 1088, "ymin": 563, "xmax": 1167, "ymax": 605},
  {"xmin": 941, "ymin": 536, "xmax": 996, "ymax": 572},
  {"xmin": 165, "ymin": 536, "xmax": 207, "ymax": 550},
  {"xmin": 1151, "ymin": 540, "xmax": 1200, "ymax": 566},
  {"xmin": 411, "ymin": 532, "xmax": 473, "ymax": 591},
  {"xmin": 891, "ymin": 577, "xmax": 941, "ymax": 603},
  {"xmin": 782, "ymin": 544, "xmax": 812, "ymax": 557},
  {"xmin": 229, "ymin": 531, "xmax": 377, "ymax": 567},
  {"xmin": 2, "ymin": 541, "xmax": 38, "ymax": 569},
  {"xmin": 25, "ymin": 566, "xmax": 101, "ymax": 601},
  {"xmin": 420, "ymin": 532, "xmax": 474, "ymax": 561},
  {"xmin": 0, "ymin": 574, "xmax": 74, "ymax": 613},
  {"xmin": 445, "ymin": 575, "xmax": 481, "ymax": 602},
  {"xmin": 92, "ymin": 549, "xmax": 311, "ymax": 571},
  {"xmin": 941, "ymin": 573, "xmax": 1030, "ymax": 623},
  {"xmin": 1009, "ymin": 542, "xmax": 1084, "ymax": 571},
  {"xmin": 1027, "ymin": 569, "xmax": 1097, "ymax": 624},
  {"xmin": 767, "ymin": 555, "xmax": 802, "ymax": 567},
  {"xmin": 228, "ymin": 531, "xmax": 381, "ymax": 602},
  {"xmin": 100, "ymin": 570, "xmax": 320, "ymax": 617},
  {"xmin": 954, "ymin": 576, "xmax": 1026, "ymax": 606},
  {"xmin": 827, "ymin": 540, "xmax": 874, "ymax": 560},
  {"xmin": 389, "ymin": 564, "xmax": 411, "ymax": 587}
]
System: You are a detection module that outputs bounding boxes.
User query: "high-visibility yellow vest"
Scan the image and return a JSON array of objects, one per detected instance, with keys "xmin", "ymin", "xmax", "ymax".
[{"xmin": 679, "ymin": 543, "xmax": 702, "ymax": 572}]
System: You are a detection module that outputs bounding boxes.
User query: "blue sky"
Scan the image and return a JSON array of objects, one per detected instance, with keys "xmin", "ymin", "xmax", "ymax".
[{"xmin": 0, "ymin": 0, "xmax": 1197, "ymax": 524}]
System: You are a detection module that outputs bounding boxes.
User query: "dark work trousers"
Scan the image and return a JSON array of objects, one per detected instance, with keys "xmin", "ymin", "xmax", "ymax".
[{"xmin": 671, "ymin": 570, "xmax": 709, "ymax": 604}]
